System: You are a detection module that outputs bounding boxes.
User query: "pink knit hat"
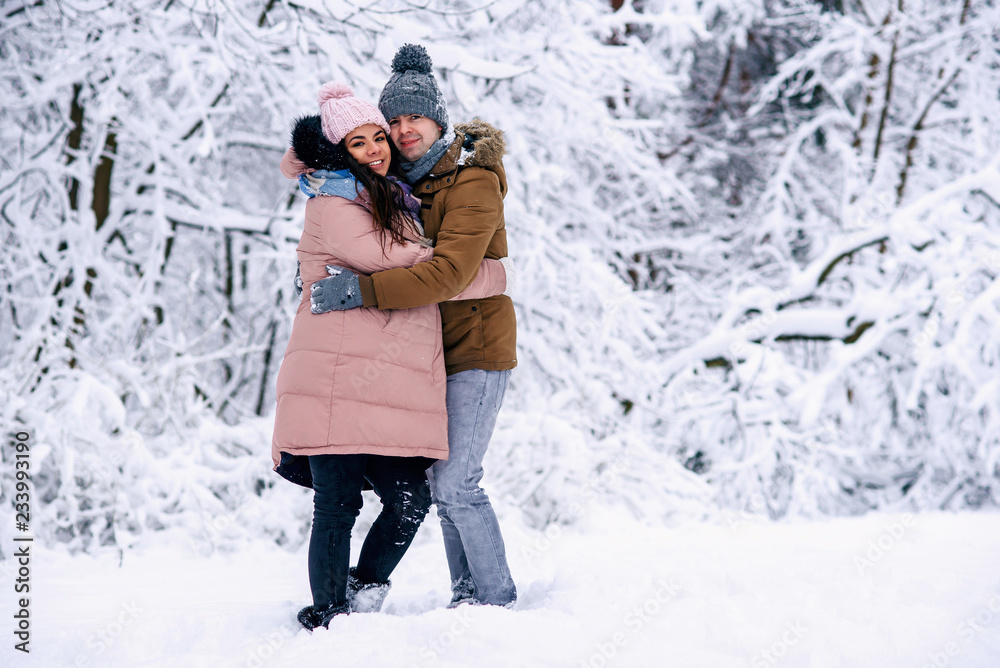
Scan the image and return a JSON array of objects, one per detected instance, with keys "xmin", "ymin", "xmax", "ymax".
[{"xmin": 317, "ymin": 82, "xmax": 391, "ymax": 145}]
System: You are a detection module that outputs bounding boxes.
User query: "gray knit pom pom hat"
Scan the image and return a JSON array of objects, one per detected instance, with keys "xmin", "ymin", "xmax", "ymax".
[{"xmin": 378, "ymin": 44, "xmax": 449, "ymax": 132}]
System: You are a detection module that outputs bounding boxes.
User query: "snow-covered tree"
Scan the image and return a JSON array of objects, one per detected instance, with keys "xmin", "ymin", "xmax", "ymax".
[{"xmin": 1, "ymin": 0, "xmax": 997, "ymax": 555}]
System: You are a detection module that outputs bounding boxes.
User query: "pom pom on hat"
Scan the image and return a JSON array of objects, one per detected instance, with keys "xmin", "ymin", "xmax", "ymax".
[
  {"xmin": 318, "ymin": 82, "xmax": 356, "ymax": 105},
  {"xmin": 379, "ymin": 43, "xmax": 449, "ymax": 131},
  {"xmin": 316, "ymin": 81, "xmax": 390, "ymax": 146},
  {"xmin": 391, "ymin": 44, "xmax": 433, "ymax": 75}
]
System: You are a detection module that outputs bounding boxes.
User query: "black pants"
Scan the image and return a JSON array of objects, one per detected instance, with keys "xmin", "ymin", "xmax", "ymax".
[{"xmin": 307, "ymin": 453, "xmax": 432, "ymax": 611}]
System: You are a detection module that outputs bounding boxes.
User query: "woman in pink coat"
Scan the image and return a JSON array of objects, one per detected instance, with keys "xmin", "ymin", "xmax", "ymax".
[{"xmin": 271, "ymin": 83, "xmax": 508, "ymax": 630}]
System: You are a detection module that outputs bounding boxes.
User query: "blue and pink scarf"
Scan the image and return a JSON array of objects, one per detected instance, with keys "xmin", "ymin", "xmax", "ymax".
[{"xmin": 298, "ymin": 169, "xmax": 424, "ymax": 233}]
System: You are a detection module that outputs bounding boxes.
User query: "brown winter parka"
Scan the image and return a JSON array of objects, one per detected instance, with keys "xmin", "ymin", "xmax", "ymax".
[{"xmin": 356, "ymin": 118, "xmax": 517, "ymax": 376}]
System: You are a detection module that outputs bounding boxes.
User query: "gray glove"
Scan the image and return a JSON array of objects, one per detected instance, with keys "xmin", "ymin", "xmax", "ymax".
[{"xmin": 310, "ymin": 265, "xmax": 364, "ymax": 313}]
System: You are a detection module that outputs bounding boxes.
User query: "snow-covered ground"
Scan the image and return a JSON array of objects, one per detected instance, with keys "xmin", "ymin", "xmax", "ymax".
[{"xmin": 4, "ymin": 509, "xmax": 1000, "ymax": 668}]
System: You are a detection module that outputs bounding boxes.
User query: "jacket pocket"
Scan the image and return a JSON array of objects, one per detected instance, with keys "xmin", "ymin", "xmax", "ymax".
[
  {"xmin": 440, "ymin": 300, "xmax": 485, "ymax": 364},
  {"xmin": 381, "ymin": 309, "xmax": 406, "ymax": 336}
]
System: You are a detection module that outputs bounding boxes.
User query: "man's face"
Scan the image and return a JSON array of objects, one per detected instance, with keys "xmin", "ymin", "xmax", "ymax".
[{"xmin": 388, "ymin": 114, "xmax": 443, "ymax": 162}]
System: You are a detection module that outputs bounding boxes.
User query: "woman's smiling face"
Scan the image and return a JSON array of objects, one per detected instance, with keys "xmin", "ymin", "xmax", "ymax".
[{"xmin": 344, "ymin": 124, "xmax": 391, "ymax": 176}]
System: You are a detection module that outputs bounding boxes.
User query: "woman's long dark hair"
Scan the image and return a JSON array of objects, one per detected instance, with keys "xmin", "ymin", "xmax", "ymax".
[
  {"xmin": 291, "ymin": 115, "xmax": 415, "ymax": 248},
  {"xmin": 342, "ymin": 137, "xmax": 412, "ymax": 248}
]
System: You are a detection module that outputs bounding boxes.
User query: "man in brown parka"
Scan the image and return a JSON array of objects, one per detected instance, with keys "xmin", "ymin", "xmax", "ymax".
[{"xmin": 308, "ymin": 43, "xmax": 518, "ymax": 608}]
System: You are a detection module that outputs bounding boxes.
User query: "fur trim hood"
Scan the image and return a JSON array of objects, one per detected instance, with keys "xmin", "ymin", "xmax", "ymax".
[
  {"xmin": 291, "ymin": 114, "xmax": 349, "ymax": 171},
  {"xmin": 455, "ymin": 118, "xmax": 506, "ymax": 169}
]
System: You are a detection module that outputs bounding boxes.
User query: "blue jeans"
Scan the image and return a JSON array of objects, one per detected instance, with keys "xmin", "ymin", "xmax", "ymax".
[{"xmin": 425, "ymin": 369, "xmax": 516, "ymax": 606}]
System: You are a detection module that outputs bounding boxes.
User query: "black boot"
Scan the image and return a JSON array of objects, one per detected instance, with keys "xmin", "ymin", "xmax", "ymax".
[{"xmin": 297, "ymin": 601, "xmax": 350, "ymax": 630}]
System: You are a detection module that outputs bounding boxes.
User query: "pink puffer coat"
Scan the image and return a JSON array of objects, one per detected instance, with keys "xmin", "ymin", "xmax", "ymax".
[{"xmin": 271, "ymin": 195, "xmax": 506, "ymax": 466}]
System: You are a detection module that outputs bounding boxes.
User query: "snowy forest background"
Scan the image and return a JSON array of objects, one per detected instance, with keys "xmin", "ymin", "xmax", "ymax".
[{"xmin": 1, "ymin": 0, "xmax": 998, "ymax": 558}]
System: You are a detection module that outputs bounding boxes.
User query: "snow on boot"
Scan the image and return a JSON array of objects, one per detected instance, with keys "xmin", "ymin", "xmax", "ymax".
[
  {"xmin": 347, "ymin": 567, "xmax": 391, "ymax": 613},
  {"xmin": 447, "ymin": 576, "xmax": 476, "ymax": 609},
  {"xmin": 297, "ymin": 601, "xmax": 349, "ymax": 631}
]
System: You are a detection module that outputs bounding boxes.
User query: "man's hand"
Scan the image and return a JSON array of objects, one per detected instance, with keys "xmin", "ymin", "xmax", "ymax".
[{"xmin": 310, "ymin": 265, "xmax": 364, "ymax": 313}]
